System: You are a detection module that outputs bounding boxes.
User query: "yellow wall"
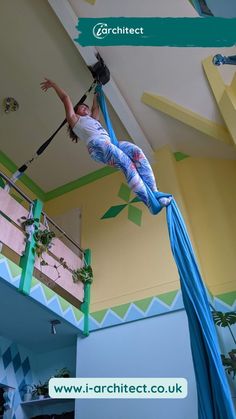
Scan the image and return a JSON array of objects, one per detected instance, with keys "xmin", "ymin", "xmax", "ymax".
[
  {"xmin": 176, "ymin": 157, "xmax": 236, "ymax": 295},
  {"xmin": 45, "ymin": 148, "xmax": 236, "ymax": 311}
]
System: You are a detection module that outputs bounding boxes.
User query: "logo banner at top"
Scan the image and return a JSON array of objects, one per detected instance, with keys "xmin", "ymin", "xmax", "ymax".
[{"xmin": 75, "ymin": 17, "xmax": 236, "ymax": 47}]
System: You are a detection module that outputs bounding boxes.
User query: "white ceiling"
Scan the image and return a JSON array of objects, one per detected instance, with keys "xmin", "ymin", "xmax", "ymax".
[{"xmin": 0, "ymin": 0, "xmax": 236, "ymax": 193}]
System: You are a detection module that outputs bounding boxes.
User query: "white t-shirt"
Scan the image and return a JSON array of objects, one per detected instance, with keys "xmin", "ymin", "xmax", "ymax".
[{"xmin": 72, "ymin": 116, "xmax": 110, "ymax": 145}]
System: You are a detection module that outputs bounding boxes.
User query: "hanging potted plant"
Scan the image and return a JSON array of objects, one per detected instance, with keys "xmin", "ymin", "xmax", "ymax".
[{"xmin": 31, "ymin": 381, "xmax": 49, "ymax": 400}]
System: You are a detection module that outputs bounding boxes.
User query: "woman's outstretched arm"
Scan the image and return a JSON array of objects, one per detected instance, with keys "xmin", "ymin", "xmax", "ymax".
[
  {"xmin": 40, "ymin": 78, "xmax": 78, "ymax": 127},
  {"xmin": 91, "ymin": 92, "xmax": 100, "ymax": 120}
]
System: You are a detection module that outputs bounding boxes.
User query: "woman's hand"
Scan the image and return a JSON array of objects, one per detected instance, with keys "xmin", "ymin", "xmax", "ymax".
[{"xmin": 40, "ymin": 78, "xmax": 55, "ymax": 92}]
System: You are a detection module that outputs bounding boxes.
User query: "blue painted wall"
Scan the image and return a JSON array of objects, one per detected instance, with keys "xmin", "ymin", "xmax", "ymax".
[{"xmin": 76, "ymin": 310, "xmax": 198, "ymax": 419}]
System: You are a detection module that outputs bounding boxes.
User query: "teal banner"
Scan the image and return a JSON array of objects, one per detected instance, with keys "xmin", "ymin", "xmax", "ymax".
[{"xmin": 75, "ymin": 17, "xmax": 236, "ymax": 47}]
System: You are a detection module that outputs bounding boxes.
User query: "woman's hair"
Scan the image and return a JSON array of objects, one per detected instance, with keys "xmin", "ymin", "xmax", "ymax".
[
  {"xmin": 67, "ymin": 102, "xmax": 89, "ymax": 143},
  {"xmin": 67, "ymin": 124, "xmax": 78, "ymax": 143}
]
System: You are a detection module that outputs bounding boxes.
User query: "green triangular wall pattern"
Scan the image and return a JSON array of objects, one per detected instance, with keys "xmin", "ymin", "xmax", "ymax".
[
  {"xmin": 135, "ymin": 297, "xmax": 153, "ymax": 312},
  {"xmin": 7, "ymin": 259, "xmax": 22, "ymax": 278},
  {"xmin": 91, "ymin": 309, "xmax": 108, "ymax": 323},
  {"xmin": 112, "ymin": 303, "xmax": 131, "ymax": 319},
  {"xmin": 157, "ymin": 290, "xmax": 179, "ymax": 306},
  {"xmin": 0, "ymin": 254, "xmax": 235, "ymax": 334},
  {"xmin": 216, "ymin": 291, "xmax": 236, "ymax": 307}
]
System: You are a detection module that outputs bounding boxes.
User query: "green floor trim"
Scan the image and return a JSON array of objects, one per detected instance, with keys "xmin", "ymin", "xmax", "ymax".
[
  {"xmin": 174, "ymin": 152, "xmax": 190, "ymax": 162},
  {"xmin": 0, "ymin": 151, "xmax": 46, "ymax": 201},
  {"xmin": 45, "ymin": 167, "xmax": 118, "ymax": 201},
  {"xmin": 216, "ymin": 291, "xmax": 236, "ymax": 306}
]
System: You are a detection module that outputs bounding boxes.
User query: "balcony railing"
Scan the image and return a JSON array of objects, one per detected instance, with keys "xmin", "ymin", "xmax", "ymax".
[{"xmin": 0, "ymin": 171, "xmax": 87, "ymax": 311}]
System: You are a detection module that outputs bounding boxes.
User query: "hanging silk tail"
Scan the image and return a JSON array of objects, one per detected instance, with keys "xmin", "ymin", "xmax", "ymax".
[{"xmin": 166, "ymin": 200, "xmax": 235, "ymax": 419}]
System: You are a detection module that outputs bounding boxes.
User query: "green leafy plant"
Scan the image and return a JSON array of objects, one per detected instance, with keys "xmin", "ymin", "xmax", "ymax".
[
  {"xmin": 221, "ymin": 350, "xmax": 236, "ymax": 379},
  {"xmin": 212, "ymin": 310, "xmax": 236, "ymax": 379},
  {"xmin": 72, "ymin": 265, "xmax": 93, "ymax": 284},
  {"xmin": 31, "ymin": 381, "xmax": 48, "ymax": 398},
  {"xmin": 34, "ymin": 229, "xmax": 55, "ymax": 258},
  {"xmin": 212, "ymin": 311, "xmax": 236, "ymax": 345},
  {"xmin": 20, "ymin": 217, "xmax": 93, "ymax": 287},
  {"xmin": 53, "ymin": 367, "xmax": 71, "ymax": 378}
]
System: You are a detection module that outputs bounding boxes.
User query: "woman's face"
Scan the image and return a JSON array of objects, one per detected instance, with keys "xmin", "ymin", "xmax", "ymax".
[{"xmin": 76, "ymin": 104, "xmax": 91, "ymax": 116}]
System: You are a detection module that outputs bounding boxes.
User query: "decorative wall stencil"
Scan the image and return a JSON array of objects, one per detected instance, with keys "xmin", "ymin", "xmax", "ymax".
[
  {"xmin": 0, "ymin": 253, "xmax": 235, "ymax": 334},
  {"xmin": 88, "ymin": 288, "xmax": 236, "ymax": 331},
  {"xmin": 0, "ymin": 337, "xmax": 33, "ymax": 419},
  {"xmin": 101, "ymin": 183, "xmax": 142, "ymax": 226}
]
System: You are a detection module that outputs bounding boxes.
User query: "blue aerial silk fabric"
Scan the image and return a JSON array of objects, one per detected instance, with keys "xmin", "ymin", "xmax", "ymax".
[{"xmin": 97, "ymin": 84, "xmax": 235, "ymax": 419}]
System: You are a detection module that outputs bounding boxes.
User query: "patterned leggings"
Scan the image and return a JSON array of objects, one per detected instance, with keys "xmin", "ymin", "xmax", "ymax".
[{"xmin": 87, "ymin": 137, "xmax": 158, "ymax": 212}]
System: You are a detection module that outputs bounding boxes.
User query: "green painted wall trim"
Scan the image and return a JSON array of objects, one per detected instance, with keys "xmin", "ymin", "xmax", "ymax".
[
  {"xmin": 44, "ymin": 166, "xmax": 118, "ymax": 202},
  {"xmin": 174, "ymin": 152, "xmax": 190, "ymax": 162},
  {"xmin": 0, "ymin": 151, "xmax": 46, "ymax": 201},
  {"xmin": 90, "ymin": 289, "xmax": 182, "ymax": 322},
  {"xmin": 19, "ymin": 199, "xmax": 43, "ymax": 295},
  {"xmin": 1, "ymin": 149, "xmax": 192, "ymax": 203}
]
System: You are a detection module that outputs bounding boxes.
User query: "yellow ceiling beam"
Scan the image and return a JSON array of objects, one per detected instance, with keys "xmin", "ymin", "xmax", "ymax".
[
  {"xmin": 141, "ymin": 92, "xmax": 232, "ymax": 145},
  {"xmin": 202, "ymin": 56, "xmax": 225, "ymax": 102},
  {"xmin": 84, "ymin": 0, "xmax": 96, "ymax": 4},
  {"xmin": 202, "ymin": 56, "xmax": 236, "ymax": 145},
  {"xmin": 231, "ymin": 73, "xmax": 236, "ymax": 92}
]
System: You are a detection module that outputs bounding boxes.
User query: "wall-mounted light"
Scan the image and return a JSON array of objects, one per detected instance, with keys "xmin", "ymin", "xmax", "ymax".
[
  {"xmin": 50, "ymin": 319, "xmax": 61, "ymax": 335},
  {"xmin": 2, "ymin": 97, "xmax": 19, "ymax": 113}
]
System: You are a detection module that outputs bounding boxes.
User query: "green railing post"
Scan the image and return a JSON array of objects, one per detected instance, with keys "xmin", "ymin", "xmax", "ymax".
[
  {"xmin": 19, "ymin": 199, "xmax": 43, "ymax": 295},
  {"xmin": 81, "ymin": 248, "xmax": 91, "ymax": 337}
]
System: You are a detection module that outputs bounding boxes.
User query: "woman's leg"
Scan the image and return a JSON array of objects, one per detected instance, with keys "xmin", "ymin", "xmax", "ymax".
[
  {"xmin": 87, "ymin": 137, "xmax": 153, "ymax": 210},
  {"xmin": 118, "ymin": 141, "xmax": 158, "ymax": 192}
]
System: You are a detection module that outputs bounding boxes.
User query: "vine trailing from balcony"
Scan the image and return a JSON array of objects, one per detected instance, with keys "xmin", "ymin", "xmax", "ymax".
[{"xmin": 19, "ymin": 216, "xmax": 93, "ymax": 286}]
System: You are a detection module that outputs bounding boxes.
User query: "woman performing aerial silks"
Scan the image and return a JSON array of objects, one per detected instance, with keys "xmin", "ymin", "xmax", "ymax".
[{"xmin": 40, "ymin": 78, "xmax": 171, "ymax": 214}]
